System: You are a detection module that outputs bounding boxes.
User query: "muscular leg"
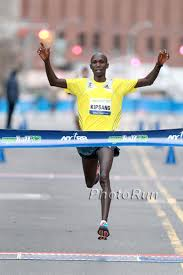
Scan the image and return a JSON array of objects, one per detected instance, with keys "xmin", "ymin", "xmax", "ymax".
[
  {"xmin": 97, "ymin": 147, "xmax": 114, "ymax": 222},
  {"xmin": 82, "ymin": 157, "xmax": 99, "ymax": 188}
]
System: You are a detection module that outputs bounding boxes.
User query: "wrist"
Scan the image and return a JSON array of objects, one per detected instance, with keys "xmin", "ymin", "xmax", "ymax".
[
  {"xmin": 44, "ymin": 58, "xmax": 50, "ymax": 64},
  {"xmin": 156, "ymin": 62, "xmax": 163, "ymax": 68}
]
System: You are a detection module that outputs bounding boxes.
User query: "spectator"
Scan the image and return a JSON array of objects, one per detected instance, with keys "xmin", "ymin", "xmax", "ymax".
[{"xmin": 5, "ymin": 68, "xmax": 20, "ymax": 128}]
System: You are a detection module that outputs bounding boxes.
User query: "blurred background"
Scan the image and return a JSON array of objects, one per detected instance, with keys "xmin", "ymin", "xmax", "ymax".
[{"xmin": 0, "ymin": 0, "xmax": 183, "ymax": 129}]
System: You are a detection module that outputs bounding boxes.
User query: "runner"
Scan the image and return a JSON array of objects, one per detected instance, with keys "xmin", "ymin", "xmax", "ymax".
[{"xmin": 37, "ymin": 43, "xmax": 169, "ymax": 239}]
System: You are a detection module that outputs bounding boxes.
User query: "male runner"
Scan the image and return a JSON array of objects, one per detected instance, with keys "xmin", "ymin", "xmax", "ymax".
[{"xmin": 37, "ymin": 43, "xmax": 169, "ymax": 239}]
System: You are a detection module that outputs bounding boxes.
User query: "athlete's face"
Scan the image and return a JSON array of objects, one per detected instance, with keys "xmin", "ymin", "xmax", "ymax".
[{"xmin": 90, "ymin": 54, "xmax": 109, "ymax": 77}]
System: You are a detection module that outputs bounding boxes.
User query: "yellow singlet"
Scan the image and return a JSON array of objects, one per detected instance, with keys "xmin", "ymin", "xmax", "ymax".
[{"xmin": 65, "ymin": 78, "xmax": 137, "ymax": 131}]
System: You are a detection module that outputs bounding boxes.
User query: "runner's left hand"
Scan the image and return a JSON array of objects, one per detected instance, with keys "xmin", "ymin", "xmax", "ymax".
[{"xmin": 157, "ymin": 49, "xmax": 170, "ymax": 65}]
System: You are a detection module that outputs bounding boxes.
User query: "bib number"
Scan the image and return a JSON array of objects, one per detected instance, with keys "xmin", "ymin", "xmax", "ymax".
[{"xmin": 89, "ymin": 99, "xmax": 111, "ymax": 115}]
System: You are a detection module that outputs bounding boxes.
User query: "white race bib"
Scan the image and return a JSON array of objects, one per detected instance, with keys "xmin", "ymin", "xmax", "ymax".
[{"xmin": 89, "ymin": 98, "xmax": 111, "ymax": 115}]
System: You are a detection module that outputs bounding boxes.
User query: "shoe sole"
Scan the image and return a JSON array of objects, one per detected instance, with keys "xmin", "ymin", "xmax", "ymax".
[
  {"xmin": 98, "ymin": 236, "xmax": 107, "ymax": 240},
  {"xmin": 97, "ymin": 228, "xmax": 110, "ymax": 240}
]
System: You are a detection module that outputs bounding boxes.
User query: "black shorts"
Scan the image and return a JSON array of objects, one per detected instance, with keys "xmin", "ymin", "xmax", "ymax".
[{"xmin": 77, "ymin": 147, "xmax": 120, "ymax": 159}]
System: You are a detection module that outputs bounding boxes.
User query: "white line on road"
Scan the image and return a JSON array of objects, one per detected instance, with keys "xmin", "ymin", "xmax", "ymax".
[
  {"xmin": 0, "ymin": 173, "xmax": 182, "ymax": 181},
  {"xmin": 0, "ymin": 193, "xmax": 50, "ymax": 200}
]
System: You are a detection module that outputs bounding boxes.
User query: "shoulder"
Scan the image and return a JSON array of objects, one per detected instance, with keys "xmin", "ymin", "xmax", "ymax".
[
  {"xmin": 65, "ymin": 78, "xmax": 88, "ymax": 95},
  {"xmin": 66, "ymin": 78, "xmax": 87, "ymax": 85},
  {"xmin": 112, "ymin": 78, "xmax": 137, "ymax": 85},
  {"xmin": 112, "ymin": 78, "xmax": 125, "ymax": 88},
  {"xmin": 112, "ymin": 78, "xmax": 138, "ymax": 93}
]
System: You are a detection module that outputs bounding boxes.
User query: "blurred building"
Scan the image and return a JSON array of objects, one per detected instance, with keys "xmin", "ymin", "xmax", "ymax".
[
  {"xmin": 19, "ymin": 0, "xmax": 183, "ymax": 67},
  {"xmin": 0, "ymin": 0, "xmax": 22, "ymax": 95}
]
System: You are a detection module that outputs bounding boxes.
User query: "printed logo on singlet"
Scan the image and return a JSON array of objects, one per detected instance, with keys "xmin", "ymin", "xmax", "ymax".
[
  {"xmin": 89, "ymin": 98, "xmax": 111, "ymax": 115},
  {"xmin": 103, "ymin": 84, "xmax": 110, "ymax": 89},
  {"xmin": 88, "ymin": 82, "xmax": 94, "ymax": 89}
]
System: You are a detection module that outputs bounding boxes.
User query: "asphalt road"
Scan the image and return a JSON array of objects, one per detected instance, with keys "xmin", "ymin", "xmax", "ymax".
[{"xmin": 0, "ymin": 112, "xmax": 183, "ymax": 275}]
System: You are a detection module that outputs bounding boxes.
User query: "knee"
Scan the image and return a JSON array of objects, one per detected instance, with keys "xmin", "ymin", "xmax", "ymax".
[
  {"xmin": 85, "ymin": 179, "xmax": 94, "ymax": 189},
  {"xmin": 100, "ymin": 173, "xmax": 110, "ymax": 190}
]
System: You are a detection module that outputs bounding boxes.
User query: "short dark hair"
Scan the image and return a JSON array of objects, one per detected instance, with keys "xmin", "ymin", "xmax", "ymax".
[{"xmin": 90, "ymin": 53, "xmax": 108, "ymax": 63}]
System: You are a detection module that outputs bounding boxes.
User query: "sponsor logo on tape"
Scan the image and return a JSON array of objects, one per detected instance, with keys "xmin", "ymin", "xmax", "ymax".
[
  {"xmin": 0, "ymin": 136, "xmax": 41, "ymax": 143},
  {"xmin": 168, "ymin": 131, "xmax": 183, "ymax": 140},
  {"xmin": 61, "ymin": 132, "xmax": 88, "ymax": 141},
  {"xmin": 108, "ymin": 135, "xmax": 148, "ymax": 144}
]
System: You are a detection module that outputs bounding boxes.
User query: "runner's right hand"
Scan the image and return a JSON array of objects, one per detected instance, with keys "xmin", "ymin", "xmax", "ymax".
[{"xmin": 37, "ymin": 42, "xmax": 50, "ymax": 62}]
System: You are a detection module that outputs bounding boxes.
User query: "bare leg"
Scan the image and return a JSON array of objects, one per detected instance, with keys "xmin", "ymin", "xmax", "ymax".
[
  {"xmin": 97, "ymin": 147, "xmax": 114, "ymax": 222},
  {"xmin": 82, "ymin": 157, "xmax": 99, "ymax": 188}
]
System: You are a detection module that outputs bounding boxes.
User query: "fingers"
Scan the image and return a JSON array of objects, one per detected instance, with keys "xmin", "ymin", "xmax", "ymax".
[
  {"xmin": 163, "ymin": 50, "xmax": 169, "ymax": 60},
  {"xmin": 160, "ymin": 49, "xmax": 167, "ymax": 54},
  {"xmin": 40, "ymin": 42, "xmax": 45, "ymax": 48},
  {"xmin": 38, "ymin": 42, "xmax": 50, "ymax": 52},
  {"xmin": 37, "ymin": 43, "xmax": 46, "ymax": 55},
  {"xmin": 159, "ymin": 49, "xmax": 170, "ymax": 59},
  {"xmin": 38, "ymin": 42, "xmax": 46, "ymax": 53},
  {"xmin": 166, "ymin": 50, "xmax": 170, "ymax": 59},
  {"xmin": 37, "ymin": 48, "xmax": 42, "ymax": 55}
]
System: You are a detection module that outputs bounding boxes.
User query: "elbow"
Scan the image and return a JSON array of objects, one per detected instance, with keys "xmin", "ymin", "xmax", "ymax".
[
  {"xmin": 49, "ymin": 82, "xmax": 55, "ymax": 87},
  {"xmin": 48, "ymin": 75, "xmax": 59, "ymax": 87},
  {"xmin": 49, "ymin": 79, "xmax": 57, "ymax": 87}
]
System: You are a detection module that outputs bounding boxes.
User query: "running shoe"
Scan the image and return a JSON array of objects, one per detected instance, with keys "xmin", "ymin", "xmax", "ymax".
[{"xmin": 97, "ymin": 221, "xmax": 110, "ymax": 240}]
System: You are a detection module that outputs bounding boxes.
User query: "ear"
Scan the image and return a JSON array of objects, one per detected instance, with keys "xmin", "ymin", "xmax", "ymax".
[
  {"xmin": 106, "ymin": 63, "xmax": 109, "ymax": 68},
  {"xmin": 90, "ymin": 64, "xmax": 92, "ymax": 69}
]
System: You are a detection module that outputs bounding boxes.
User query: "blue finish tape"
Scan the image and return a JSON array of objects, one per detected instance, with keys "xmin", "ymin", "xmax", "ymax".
[{"xmin": 0, "ymin": 128, "xmax": 183, "ymax": 148}]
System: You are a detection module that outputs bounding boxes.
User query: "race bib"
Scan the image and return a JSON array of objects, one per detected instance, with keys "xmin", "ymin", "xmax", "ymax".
[{"xmin": 89, "ymin": 98, "xmax": 111, "ymax": 115}]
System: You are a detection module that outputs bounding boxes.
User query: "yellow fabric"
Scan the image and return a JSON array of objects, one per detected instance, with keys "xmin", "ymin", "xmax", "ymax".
[{"xmin": 65, "ymin": 78, "xmax": 138, "ymax": 131}]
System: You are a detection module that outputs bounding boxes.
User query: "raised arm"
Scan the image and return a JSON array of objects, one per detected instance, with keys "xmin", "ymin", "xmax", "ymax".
[
  {"xmin": 135, "ymin": 49, "xmax": 169, "ymax": 88},
  {"xmin": 37, "ymin": 43, "xmax": 67, "ymax": 88}
]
